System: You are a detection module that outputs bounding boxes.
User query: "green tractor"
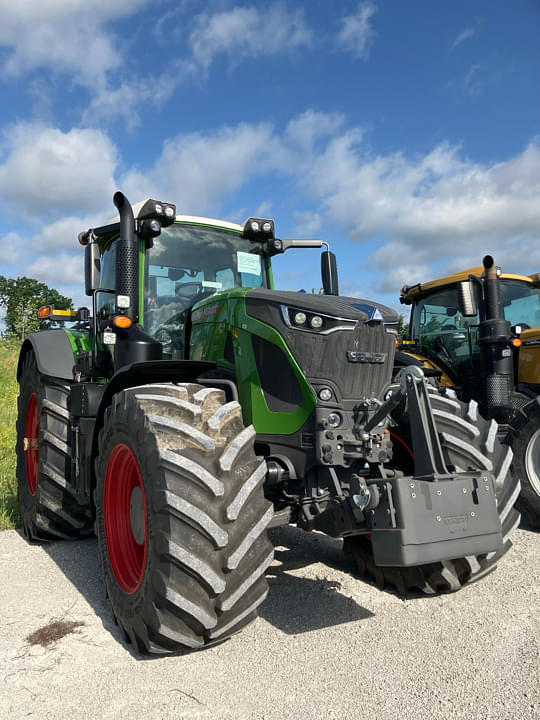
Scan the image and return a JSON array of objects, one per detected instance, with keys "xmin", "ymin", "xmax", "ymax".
[{"xmin": 16, "ymin": 193, "xmax": 520, "ymax": 653}]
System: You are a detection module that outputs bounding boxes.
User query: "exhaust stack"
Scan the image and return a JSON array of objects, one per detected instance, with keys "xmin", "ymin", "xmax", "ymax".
[
  {"xmin": 113, "ymin": 191, "xmax": 139, "ymax": 323},
  {"xmin": 479, "ymin": 255, "xmax": 513, "ymax": 422}
]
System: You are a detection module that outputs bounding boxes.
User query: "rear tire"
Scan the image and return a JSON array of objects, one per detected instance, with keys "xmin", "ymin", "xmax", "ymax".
[
  {"xmin": 95, "ymin": 382, "xmax": 274, "ymax": 653},
  {"xmin": 505, "ymin": 397, "xmax": 540, "ymax": 529},
  {"xmin": 344, "ymin": 389, "xmax": 520, "ymax": 594},
  {"xmin": 16, "ymin": 352, "xmax": 92, "ymax": 540}
]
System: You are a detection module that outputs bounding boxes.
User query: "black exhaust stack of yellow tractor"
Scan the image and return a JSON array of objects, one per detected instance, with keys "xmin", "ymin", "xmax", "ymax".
[{"xmin": 478, "ymin": 255, "xmax": 514, "ymax": 422}]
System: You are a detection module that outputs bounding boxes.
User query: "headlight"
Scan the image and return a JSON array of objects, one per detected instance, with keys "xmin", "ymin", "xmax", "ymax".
[
  {"xmin": 281, "ymin": 305, "xmax": 356, "ymax": 334},
  {"xmin": 318, "ymin": 387, "xmax": 332, "ymax": 401},
  {"xmin": 327, "ymin": 412, "xmax": 342, "ymax": 428}
]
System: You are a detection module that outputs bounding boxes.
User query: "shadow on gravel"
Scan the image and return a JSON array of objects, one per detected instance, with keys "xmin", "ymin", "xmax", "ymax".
[
  {"xmin": 35, "ymin": 533, "xmax": 131, "ymax": 651},
  {"xmin": 260, "ymin": 526, "xmax": 375, "ymax": 633},
  {"xmin": 33, "ymin": 524, "xmax": 374, "ymax": 656}
]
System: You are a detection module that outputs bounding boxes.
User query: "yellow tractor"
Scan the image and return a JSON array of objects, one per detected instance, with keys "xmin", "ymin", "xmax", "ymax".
[{"xmin": 399, "ymin": 256, "xmax": 540, "ymax": 528}]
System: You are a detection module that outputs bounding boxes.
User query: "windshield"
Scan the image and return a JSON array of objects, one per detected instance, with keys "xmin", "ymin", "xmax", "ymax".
[
  {"xmin": 144, "ymin": 222, "xmax": 269, "ymax": 357},
  {"xmin": 410, "ymin": 278, "xmax": 540, "ymax": 378},
  {"xmin": 410, "ymin": 286, "xmax": 476, "ymax": 376},
  {"xmin": 500, "ymin": 279, "xmax": 540, "ymax": 327}
]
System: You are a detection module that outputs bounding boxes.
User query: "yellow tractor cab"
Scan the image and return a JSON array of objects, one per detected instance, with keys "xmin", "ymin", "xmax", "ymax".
[{"xmin": 399, "ymin": 257, "xmax": 540, "ymax": 527}]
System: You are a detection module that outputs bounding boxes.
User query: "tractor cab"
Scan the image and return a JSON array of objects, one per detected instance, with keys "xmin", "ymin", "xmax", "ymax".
[
  {"xmin": 81, "ymin": 195, "xmax": 337, "ymax": 370},
  {"xmin": 402, "ymin": 266, "xmax": 540, "ymax": 390},
  {"xmin": 93, "ymin": 211, "xmax": 271, "ymax": 359},
  {"xmin": 144, "ymin": 219, "xmax": 271, "ymax": 358}
]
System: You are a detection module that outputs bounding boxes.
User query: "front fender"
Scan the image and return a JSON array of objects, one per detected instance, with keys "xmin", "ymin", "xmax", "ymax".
[{"xmin": 17, "ymin": 330, "xmax": 76, "ymax": 382}]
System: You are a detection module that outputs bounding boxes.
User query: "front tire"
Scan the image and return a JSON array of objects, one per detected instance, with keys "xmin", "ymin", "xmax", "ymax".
[
  {"xmin": 16, "ymin": 352, "xmax": 92, "ymax": 540},
  {"xmin": 506, "ymin": 397, "xmax": 540, "ymax": 529},
  {"xmin": 95, "ymin": 382, "xmax": 274, "ymax": 653},
  {"xmin": 344, "ymin": 389, "xmax": 521, "ymax": 594}
]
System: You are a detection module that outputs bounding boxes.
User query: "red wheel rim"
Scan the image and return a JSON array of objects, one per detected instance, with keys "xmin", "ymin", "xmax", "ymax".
[
  {"xmin": 25, "ymin": 393, "xmax": 39, "ymax": 495},
  {"xmin": 104, "ymin": 444, "xmax": 148, "ymax": 594}
]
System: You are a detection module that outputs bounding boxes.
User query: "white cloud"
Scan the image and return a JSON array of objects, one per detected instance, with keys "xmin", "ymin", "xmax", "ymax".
[
  {"xmin": 293, "ymin": 210, "xmax": 322, "ymax": 236},
  {"xmin": 452, "ymin": 24, "xmax": 477, "ymax": 50},
  {"xmin": 26, "ymin": 252, "xmax": 82, "ymax": 287},
  {"xmin": 81, "ymin": 73, "xmax": 181, "ymax": 131},
  {"xmin": 0, "ymin": 124, "xmax": 118, "ymax": 218},
  {"xmin": 28, "ymin": 217, "xmax": 90, "ymax": 254},
  {"xmin": 337, "ymin": 2, "xmax": 377, "ymax": 60},
  {"xmin": 0, "ymin": 232, "xmax": 22, "ymax": 266},
  {"xmin": 301, "ymin": 135, "xmax": 540, "ymax": 238},
  {"xmin": 285, "ymin": 110, "xmax": 346, "ymax": 151},
  {"xmin": 0, "ymin": 0, "xmax": 150, "ymax": 89},
  {"xmin": 295, "ymin": 131, "xmax": 540, "ymax": 291},
  {"xmin": 121, "ymin": 122, "xmax": 280, "ymax": 215},
  {"xmin": 188, "ymin": 4, "xmax": 312, "ymax": 72},
  {"xmin": 2, "ymin": 112, "xmax": 540, "ymax": 303}
]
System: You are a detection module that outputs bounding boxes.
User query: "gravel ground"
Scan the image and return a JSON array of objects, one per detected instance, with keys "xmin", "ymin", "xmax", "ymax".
[{"xmin": 0, "ymin": 525, "xmax": 538, "ymax": 720}]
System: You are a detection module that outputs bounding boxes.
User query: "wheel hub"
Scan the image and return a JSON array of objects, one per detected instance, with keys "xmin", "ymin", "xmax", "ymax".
[
  {"xmin": 129, "ymin": 486, "xmax": 146, "ymax": 545},
  {"xmin": 25, "ymin": 393, "xmax": 39, "ymax": 495},
  {"xmin": 525, "ymin": 429, "xmax": 540, "ymax": 496},
  {"xmin": 104, "ymin": 443, "xmax": 148, "ymax": 594}
]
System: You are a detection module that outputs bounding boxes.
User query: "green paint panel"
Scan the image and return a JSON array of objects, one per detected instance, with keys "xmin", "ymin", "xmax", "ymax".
[
  {"xmin": 65, "ymin": 329, "xmax": 94, "ymax": 358},
  {"xmin": 190, "ymin": 291, "xmax": 316, "ymax": 434}
]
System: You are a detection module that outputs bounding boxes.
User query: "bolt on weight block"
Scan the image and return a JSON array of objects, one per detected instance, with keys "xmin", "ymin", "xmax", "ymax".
[{"xmin": 369, "ymin": 474, "xmax": 503, "ymax": 567}]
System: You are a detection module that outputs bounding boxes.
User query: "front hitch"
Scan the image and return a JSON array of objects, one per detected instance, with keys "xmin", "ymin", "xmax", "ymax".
[{"xmin": 366, "ymin": 367, "xmax": 503, "ymax": 566}]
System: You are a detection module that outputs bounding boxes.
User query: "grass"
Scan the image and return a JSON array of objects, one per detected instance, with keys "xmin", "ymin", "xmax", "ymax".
[{"xmin": 0, "ymin": 339, "xmax": 20, "ymax": 529}]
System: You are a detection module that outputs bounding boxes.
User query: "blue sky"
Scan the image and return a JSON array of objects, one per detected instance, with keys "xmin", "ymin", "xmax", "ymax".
[{"xmin": 0, "ymin": 0, "xmax": 539, "ymax": 315}]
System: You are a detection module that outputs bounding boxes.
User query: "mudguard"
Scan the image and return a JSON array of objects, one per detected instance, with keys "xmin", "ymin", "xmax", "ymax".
[{"xmin": 17, "ymin": 329, "xmax": 76, "ymax": 382}]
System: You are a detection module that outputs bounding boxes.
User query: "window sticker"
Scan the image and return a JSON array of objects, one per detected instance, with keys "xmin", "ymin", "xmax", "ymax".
[
  {"xmin": 237, "ymin": 251, "xmax": 261, "ymax": 275},
  {"xmin": 202, "ymin": 280, "xmax": 222, "ymax": 289}
]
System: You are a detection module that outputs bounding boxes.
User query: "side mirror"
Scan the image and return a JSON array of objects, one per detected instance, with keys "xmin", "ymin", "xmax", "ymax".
[
  {"xmin": 321, "ymin": 250, "xmax": 339, "ymax": 296},
  {"xmin": 458, "ymin": 280, "xmax": 477, "ymax": 317},
  {"xmin": 85, "ymin": 242, "xmax": 101, "ymax": 296}
]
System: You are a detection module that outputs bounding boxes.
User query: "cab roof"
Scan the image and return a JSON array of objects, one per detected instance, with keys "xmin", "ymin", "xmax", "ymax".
[
  {"xmin": 107, "ymin": 198, "xmax": 243, "ymax": 233},
  {"xmin": 400, "ymin": 266, "xmax": 540, "ymax": 303}
]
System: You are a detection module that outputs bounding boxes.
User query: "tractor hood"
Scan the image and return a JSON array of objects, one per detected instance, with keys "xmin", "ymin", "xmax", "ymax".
[{"xmin": 245, "ymin": 289, "xmax": 398, "ymax": 327}]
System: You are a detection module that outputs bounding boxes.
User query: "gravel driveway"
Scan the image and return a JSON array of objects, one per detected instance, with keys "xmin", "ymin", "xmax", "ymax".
[{"xmin": 1, "ymin": 525, "xmax": 538, "ymax": 720}]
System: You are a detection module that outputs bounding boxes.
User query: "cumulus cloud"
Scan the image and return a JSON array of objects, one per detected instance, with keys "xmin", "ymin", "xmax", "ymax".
[
  {"xmin": 121, "ymin": 122, "xmax": 281, "ymax": 215},
  {"xmin": 285, "ymin": 110, "xmax": 346, "ymax": 151},
  {"xmin": 300, "ymin": 133, "xmax": 540, "ymax": 236},
  {"xmin": 81, "ymin": 73, "xmax": 181, "ymax": 131},
  {"xmin": 188, "ymin": 3, "xmax": 312, "ymax": 72},
  {"xmin": 0, "ymin": 0, "xmax": 149, "ymax": 89},
  {"xmin": 26, "ymin": 252, "xmax": 83, "ymax": 287},
  {"xmin": 2, "ymin": 112, "xmax": 540, "ymax": 301},
  {"xmin": 295, "ymin": 131, "xmax": 540, "ymax": 290},
  {"xmin": 337, "ymin": 2, "xmax": 377, "ymax": 60},
  {"xmin": 0, "ymin": 123, "xmax": 118, "ymax": 218}
]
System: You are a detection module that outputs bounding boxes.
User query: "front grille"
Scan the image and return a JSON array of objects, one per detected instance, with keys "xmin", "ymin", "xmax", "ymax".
[
  {"xmin": 285, "ymin": 320, "xmax": 395, "ymax": 400},
  {"xmin": 246, "ymin": 292, "xmax": 396, "ymax": 401}
]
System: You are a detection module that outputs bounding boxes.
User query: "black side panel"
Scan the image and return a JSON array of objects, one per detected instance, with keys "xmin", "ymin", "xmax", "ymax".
[
  {"xmin": 251, "ymin": 335, "xmax": 305, "ymax": 412},
  {"xmin": 17, "ymin": 330, "xmax": 75, "ymax": 381},
  {"xmin": 71, "ymin": 383, "xmax": 106, "ymax": 417}
]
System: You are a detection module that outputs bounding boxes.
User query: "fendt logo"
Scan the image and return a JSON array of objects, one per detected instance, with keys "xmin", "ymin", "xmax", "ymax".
[{"xmin": 346, "ymin": 351, "xmax": 387, "ymax": 363}]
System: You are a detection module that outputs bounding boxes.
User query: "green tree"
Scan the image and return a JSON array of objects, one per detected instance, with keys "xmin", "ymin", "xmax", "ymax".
[
  {"xmin": 0, "ymin": 276, "xmax": 73, "ymax": 340},
  {"xmin": 397, "ymin": 314, "xmax": 410, "ymax": 339}
]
